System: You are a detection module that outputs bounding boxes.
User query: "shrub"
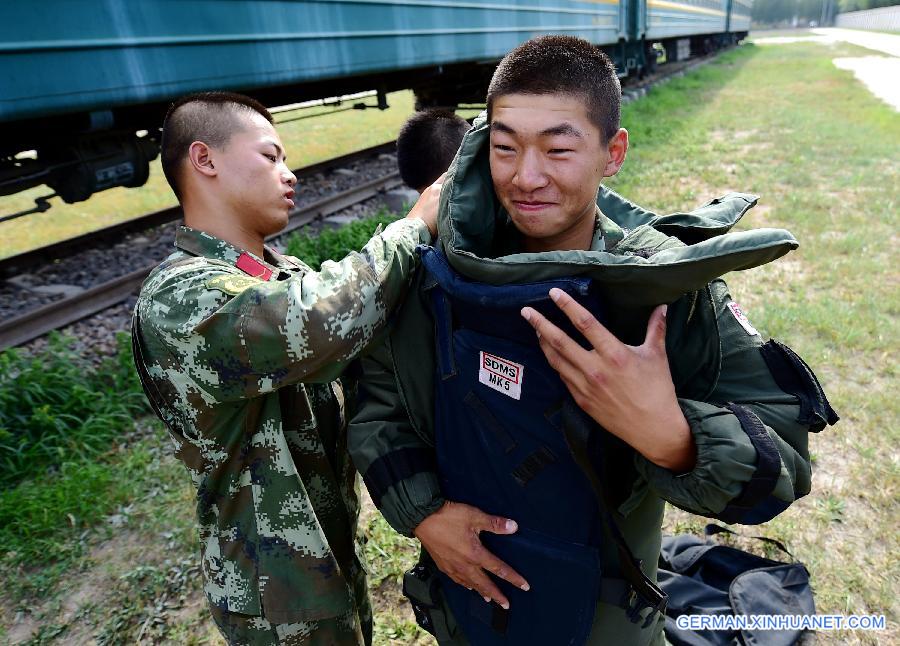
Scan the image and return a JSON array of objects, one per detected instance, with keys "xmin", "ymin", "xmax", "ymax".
[{"xmin": 285, "ymin": 211, "xmax": 400, "ymax": 267}]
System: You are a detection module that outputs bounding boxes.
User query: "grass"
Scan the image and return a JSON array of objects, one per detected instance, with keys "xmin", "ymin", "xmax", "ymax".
[
  {"xmin": 1, "ymin": 41, "xmax": 898, "ymax": 644},
  {"xmin": 364, "ymin": 514, "xmax": 428, "ymax": 645},
  {"xmin": 0, "ymin": 91, "xmax": 479, "ymax": 260},
  {"xmin": 0, "ymin": 334, "xmax": 147, "ymax": 487}
]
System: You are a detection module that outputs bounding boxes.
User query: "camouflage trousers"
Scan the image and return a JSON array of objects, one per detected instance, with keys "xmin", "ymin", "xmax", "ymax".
[{"xmin": 209, "ymin": 596, "xmax": 373, "ymax": 646}]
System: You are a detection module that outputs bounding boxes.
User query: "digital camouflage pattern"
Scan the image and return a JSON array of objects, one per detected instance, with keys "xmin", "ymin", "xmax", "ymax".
[
  {"xmin": 131, "ymin": 220, "xmax": 429, "ymax": 632},
  {"xmin": 208, "ymin": 599, "xmax": 371, "ymax": 645}
]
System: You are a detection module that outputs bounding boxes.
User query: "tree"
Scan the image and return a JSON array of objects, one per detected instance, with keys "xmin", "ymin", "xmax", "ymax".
[
  {"xmin": 752, "ymin": 0, "xmax": 836, "ymax": 25},
  {"xmin": 838, "ymin": 0, "xmax": 899, "ymax": 11}
]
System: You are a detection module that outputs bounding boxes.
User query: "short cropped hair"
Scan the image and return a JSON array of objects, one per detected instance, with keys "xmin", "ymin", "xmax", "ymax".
[
  {"xmin": 397, "ymin": 109, "xmax": 471, "ymax": 190},
  {"xmin": 160, "ymin": 91, "xmax": 273, "ymax": 201},
  {"xmin": 487, "ymin": 36, "xmax": 621, "ymax": 142}
]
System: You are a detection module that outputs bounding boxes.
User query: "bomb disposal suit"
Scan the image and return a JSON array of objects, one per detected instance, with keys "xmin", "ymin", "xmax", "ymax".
[{"xmin": 348, "ymin": 115, "xmax": 837, "ymax": 646}]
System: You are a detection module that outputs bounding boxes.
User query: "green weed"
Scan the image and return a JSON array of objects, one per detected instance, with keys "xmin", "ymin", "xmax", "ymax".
[
  {"xmin": 0, "ymin": 333, "xmax": 147, "ymax": 487},
  {"xmin": 363, "ymin": 514, "xmax": 420, "ymax": 588},
  {"xmin": 285, "ymin": 211, "xmax": 400, "ymax": 267}
]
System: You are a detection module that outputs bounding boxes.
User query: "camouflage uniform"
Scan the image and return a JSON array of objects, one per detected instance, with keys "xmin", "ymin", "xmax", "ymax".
[{"xmin": 132, "ymin": 220, "xmax": 430, "ymax": 645}]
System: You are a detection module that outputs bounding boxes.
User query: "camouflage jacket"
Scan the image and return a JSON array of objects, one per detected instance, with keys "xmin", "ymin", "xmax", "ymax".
[{"xmin": 132, "ymin": 220, "xmax": 429, "ymax": 623}]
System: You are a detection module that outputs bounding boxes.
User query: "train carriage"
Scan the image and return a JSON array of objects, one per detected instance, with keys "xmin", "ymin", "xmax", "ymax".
[
  {"xmin": 645, "ymin": 0, "xmax": 728, "ymax": 40},
  {"xmin": 729, "ymin": 0, "xmax": 753, "ymax": 33},
  {"xmin": 0, "ymin": 0, "xmax": 751, "ymax": 207}
]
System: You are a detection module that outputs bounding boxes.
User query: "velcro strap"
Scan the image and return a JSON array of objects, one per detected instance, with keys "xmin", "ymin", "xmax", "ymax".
[
  {"xmin": 431, "ymin": 288, "xmax": 457, "ymax": 379},
  {"xmin": 559, "ymin": 400, "xmax": 668, "ymax": 629},
  {"xmin": 759, "ymin": 340, "xmax": 839, "ymax": 432},
  {"xmin": 463, "ymin": 391, "xmax": 517, "ymax": 453},
  {"xmin": 363, "ymin": 447, "xmax": 437, "ymax": 508},
  {"xmin": 717, "ymin": 403, "xmax": 782, "ymax": 524},
  {"xmin": 511, "ymin": 446, "xmax": 558, "ymax": 487}
]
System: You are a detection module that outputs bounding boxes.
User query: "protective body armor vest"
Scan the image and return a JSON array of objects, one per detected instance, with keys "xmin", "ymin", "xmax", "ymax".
[
  {"xmin": 423, "ymin": 246, "xmax": 610, "ymax": 645},
  {"xmin": 409, "ymin": 112, "xmax": 805, "ymax": 645},
  {"xmin": 419, "ymin": 193, "xmax": 802, "ymax": 645}
]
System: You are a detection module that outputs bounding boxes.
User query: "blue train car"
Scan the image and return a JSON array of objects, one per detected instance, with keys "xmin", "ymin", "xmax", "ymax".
[
  {"xmin": 0, "ymin": 0, "xmax": 751, "ymax": 207},
  {"xmin": 729, "ymin": 0, "xmax": 753, "ymax": 33},
  {"xmin": 646, "ymin": 0, "xmax": 728, "ymax": 40},
  {"xmin": 1, "ymin": 1, "xmax": 630, "ymax": 127}
]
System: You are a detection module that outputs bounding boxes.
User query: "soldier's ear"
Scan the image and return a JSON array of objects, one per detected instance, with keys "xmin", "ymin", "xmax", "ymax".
[
  {"xmin": 188, "ymin": 141, "xmax": 217, "ymax": 177},
  {"xmin": 602, "ymin": 129, "xmax": 628, "ymax": 178}
]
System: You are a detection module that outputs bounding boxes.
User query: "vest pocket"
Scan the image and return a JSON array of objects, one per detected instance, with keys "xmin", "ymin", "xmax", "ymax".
[{"xmin": 441, "ymin": 527, "xmax": 600, "ymax": 645}]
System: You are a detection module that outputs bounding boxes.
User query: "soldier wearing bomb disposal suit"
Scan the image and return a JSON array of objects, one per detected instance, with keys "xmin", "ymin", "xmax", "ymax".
[
  {"xmin": 131, "ymin": 92, "xmax": 439, "ymax": 645},
  {"xmin": 349, "ymin": 37, "xmax": 838, "ymax": 645}
]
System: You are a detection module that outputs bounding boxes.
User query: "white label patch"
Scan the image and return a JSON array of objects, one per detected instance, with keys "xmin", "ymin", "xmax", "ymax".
[
  {"xmin": 478, "ymin": 351, "xmax": 523, "ymax": 400},
  {"xmin": 727, "ymin": 301, "xmax": 759, "ymax": 336}
]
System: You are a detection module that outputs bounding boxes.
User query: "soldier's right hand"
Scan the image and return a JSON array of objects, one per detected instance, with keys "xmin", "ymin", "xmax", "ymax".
[
  {"xmin": 405, "ymin": 173, "xmax": 444, "ymax": 238},
  {"xmin": 413, "ymin": 500, "xmax": 530, "ymax": 609}
]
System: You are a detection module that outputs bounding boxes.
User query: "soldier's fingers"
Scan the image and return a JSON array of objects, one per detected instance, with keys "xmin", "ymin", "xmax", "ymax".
[
  {"xmin": 467, "ymin": 568, "xmax": 510, "ymax": 610},
  {"xmin": 537, "ymin": 335, "xmax": 590, "ymax": 390},
  {"xmin": 520, "ymin": 306, "xmax": 593, "ymax": 366},
  {"xmin": 547, "ymin": 288, "xmax": 620, "ymax": 356},
  {"xmin": 476, "ymin": 512, "xmax": 518, "ymax": 536},
  {"xmin": 643, "ymin": 304, "xmax": 668, "ymax": 350},
  {"xmin": 478, "ymin": 551, "xmax": 530, "ymax": 591}
]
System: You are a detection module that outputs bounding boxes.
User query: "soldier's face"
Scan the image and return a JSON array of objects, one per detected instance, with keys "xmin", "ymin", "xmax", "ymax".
[
  {"xmin": 489, "ymin": 93, "xmax": 627, "ymax": 251},
  {"xmin": 214, "ymin": 113, "xmax": 297, "ymax": 237}
]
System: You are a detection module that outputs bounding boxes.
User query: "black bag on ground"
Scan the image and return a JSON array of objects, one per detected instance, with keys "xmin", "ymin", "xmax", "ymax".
[{"xmin": 658, "ymin": 525, "xmax": 816, "ymax": 646}]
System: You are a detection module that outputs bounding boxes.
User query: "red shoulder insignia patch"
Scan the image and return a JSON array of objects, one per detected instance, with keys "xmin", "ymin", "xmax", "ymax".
[{"xmin": 236, "ymin": 253, "xmax": 274, "ymax": 281}]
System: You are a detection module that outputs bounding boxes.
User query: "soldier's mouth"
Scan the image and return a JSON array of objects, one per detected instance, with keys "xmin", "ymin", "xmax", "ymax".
[{"xmin": 513, "ymin": 201, "xmax": 554, "ymax": 212}]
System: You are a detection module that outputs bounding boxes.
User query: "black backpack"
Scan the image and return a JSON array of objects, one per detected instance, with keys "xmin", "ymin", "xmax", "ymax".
[{"xmin": 659, "ymin": 525, "xmax": 816, "ymax": 646}]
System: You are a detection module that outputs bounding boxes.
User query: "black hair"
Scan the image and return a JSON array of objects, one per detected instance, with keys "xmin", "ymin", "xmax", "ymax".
[
  {"xmin": 486, "ymin": 36, "xmax": 621, "ymax": 142},
  {"xmin": 396, "ymin": 109, "xmax": 471, "ymax": 190},
  {"xmin": 160, "ymin": 91, "xmax": 273, "ymax": 201}
]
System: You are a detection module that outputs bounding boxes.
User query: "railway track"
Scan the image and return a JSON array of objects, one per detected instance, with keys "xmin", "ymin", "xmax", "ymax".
[
  {"xmin": 0, "ymin": 50, "xmax": 730, "ymax": 353},
  {"xmin": 0, "ymin": 146, "xmax": 403, "ymax": 351},
  {"xmin": 0, "ymin": 141, "xmax": 399, "ymax": 277}
]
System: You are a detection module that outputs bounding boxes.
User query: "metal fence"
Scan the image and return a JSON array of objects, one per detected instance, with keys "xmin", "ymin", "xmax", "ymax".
[{"xmin": 836, "ymin": 5, "xmax": 900, "ymax": 31}]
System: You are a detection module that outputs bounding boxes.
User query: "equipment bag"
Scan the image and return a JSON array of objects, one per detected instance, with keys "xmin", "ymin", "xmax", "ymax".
[
  {"xmin": 659, "ymin": 525, "xmax": 815, "ymax": 646},
  {"xmin": 420, "ymin": 246, "xmax": 665, "ymax": 646}
]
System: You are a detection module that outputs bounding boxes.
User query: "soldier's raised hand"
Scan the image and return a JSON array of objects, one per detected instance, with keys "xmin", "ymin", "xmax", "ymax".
[{"xmin": 521, "ymin": 288, "xmax": 696, "ymax": 474}]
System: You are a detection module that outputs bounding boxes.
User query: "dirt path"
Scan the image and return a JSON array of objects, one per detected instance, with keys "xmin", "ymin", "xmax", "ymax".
[{"xmin": 754, "ymin": 28, "xmax": 900, "ymax": 112}]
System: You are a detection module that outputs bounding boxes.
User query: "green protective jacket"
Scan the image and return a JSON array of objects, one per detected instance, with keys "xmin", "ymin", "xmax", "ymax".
[
  {"xmin": 132, "ymin": 220, "xmax": 429, "ymax": 627},
  {"xmin": 348, "ymin": 115, "xmax": 836, "ymax": 644}
]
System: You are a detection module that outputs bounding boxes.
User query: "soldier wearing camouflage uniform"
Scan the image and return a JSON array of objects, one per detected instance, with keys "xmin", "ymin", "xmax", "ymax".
[{"xmin": 131, "ymin": 92, "xmax": 438, "ymax": 645}]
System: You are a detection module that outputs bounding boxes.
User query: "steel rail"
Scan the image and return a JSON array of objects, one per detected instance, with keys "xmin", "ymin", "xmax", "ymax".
[
  {"xmin": 0, "ymin": 140, "xmax": 398, "ymax": 276},
  {"xmin": 0, "ymin": 171, "xmax": 402, "ymax": 351}
]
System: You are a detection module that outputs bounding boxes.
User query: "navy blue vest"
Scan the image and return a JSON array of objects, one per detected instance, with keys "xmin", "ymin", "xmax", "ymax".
[{"xmin": 421, "ymin": 246, "xmax": 615, "ymax": 645}]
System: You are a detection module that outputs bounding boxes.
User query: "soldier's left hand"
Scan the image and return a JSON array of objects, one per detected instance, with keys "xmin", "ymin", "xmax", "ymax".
[
  {"xmin": 521, "ymin": 288, "xmax": 696, "ymax": 473},
  {"xmin": 405, "ymin": 173, "xmax": 444, "ymax": 238}
]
